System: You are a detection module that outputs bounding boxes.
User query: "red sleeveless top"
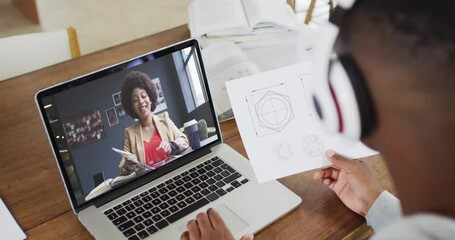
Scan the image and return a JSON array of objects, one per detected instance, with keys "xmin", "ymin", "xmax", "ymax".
[{"xmin": 143, "ymin": 130, "xmax": 169, "ymax": 166}]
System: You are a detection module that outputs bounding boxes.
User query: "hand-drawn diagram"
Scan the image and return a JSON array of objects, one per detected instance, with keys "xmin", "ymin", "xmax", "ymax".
[
  {"xmin": 247, "ymin": 83, "xmax": 294, "ymax": 137},
  {"xmin": 299, "ymin": 74, "xmax": 317, "ymax": 121},
  {"xmin": 273, "ymin": 141, "xmax": 294, "ymax": 164},
  {"xmin": 339, "ymin": 135, "xmax": 359, "ymax": 148},
  {"xmin": 302, "ymin": 135, "xmax": 324, "ymax": 157}
]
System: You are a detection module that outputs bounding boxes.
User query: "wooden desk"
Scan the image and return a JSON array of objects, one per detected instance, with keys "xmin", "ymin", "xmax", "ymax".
[{"xmin": 0, "ymin": 25, "xmax": 395, "ymax": 239}]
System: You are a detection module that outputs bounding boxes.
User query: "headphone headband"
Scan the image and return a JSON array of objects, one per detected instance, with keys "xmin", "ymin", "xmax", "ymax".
[{"xmin": 310, "ymin": 0, "xmax": 376, "ymax": 140}]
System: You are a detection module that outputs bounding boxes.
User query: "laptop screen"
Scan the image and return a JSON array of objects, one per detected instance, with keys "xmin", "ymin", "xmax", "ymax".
[{"xmin": 36, "ymin": 39, "xmax": 221, "ymax": 211}]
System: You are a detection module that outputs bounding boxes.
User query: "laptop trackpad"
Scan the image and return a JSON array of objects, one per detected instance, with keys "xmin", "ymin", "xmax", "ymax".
[
  {"xmin": 179, "ymin": 205, "xmax": 248, "ymax": 234},
  {"xmin": 216, "ymin": 204, "xmax": 249, "ymax": 233}
]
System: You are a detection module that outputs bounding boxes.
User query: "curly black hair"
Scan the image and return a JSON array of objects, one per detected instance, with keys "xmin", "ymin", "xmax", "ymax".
[{"xmin": 121, "ymin": 71, "xmax": 158, "ymax": 119}]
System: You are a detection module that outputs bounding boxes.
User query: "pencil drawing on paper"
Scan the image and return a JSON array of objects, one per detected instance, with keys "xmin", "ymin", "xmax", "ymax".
[
  {"xmin": 339, "ymin": 135, "xmax": 359, "ymax": 148},
  {"xmin": 273, "ymin": 141, "xmax": 294, "ymax": 164},
  {"xmin": 302, "ymin": 135, "xmax": 324, "ymax": 157},
  {"xmin": 246, "ymin": 83, "xmax": 294, "ymax": 137}
]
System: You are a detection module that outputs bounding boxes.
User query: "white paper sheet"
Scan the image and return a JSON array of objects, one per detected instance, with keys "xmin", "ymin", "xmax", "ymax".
[
  {"xmin": 226, "ymin": 62, "xmax": 378, "ymax": 183},
  {"xmin": 0, "ymin": 198, "xmax": 26, "ymax": 240},
  {"xmin": 112, "ymin": 147, "xmax": 154, "ymax": 170}
]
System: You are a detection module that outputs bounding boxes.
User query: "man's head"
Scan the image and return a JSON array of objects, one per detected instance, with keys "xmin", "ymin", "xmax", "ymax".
[
  {"xmin": 336, "ymin": 0, "xmax": 455, "ymax": 214},
  {"xmin": 337, "ymin": 0, "xmax": 454, "ymax": 151}
]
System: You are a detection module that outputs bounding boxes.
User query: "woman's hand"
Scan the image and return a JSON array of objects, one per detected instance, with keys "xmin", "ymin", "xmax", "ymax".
[
  {"xmin": 156, "ymin": 141, "xmax": 172, "ymax": 154},
  {"xmin": 313, "ymin": 150, "xmax": 383, "ymax": 216},
  {"xmin": 181, "ymin": 208, "xmax": 253, "ymax": 240},
  {"xmin": 120, "ymin": 159, "xmax": 138, "ymax": 175}
]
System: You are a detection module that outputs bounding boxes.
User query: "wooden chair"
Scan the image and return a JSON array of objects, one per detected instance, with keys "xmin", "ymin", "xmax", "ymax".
[{"xmin": 0, "ymin": 26, "xmax": 81, "ymax": 81}]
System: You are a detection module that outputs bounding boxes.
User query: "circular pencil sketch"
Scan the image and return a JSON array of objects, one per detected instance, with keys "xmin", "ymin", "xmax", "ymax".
[
  {"xmin": 302, "ymin": 135, "xmax": 324, "ymax": 157},
  {"xmin": 255, "ymin": 91, "xmax": 294, "ymax": 132},
  {"xmin": 273, "ymin": 142, "xmax": 294, "ymax": 163},
  {"xmin": 339, "ymin": 135, "xmax": 359, "ymax": 148}
]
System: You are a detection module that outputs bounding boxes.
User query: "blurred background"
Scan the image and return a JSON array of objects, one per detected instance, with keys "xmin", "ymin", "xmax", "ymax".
[{"xmin": 0, "ymin": 0, "xmax": 191, "ymax": 55}]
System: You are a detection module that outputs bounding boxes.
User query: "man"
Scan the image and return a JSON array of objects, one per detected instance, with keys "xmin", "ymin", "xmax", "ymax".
[{"xmin": 181, "ymin": 0, "xmax": 455, "ymax": 239}]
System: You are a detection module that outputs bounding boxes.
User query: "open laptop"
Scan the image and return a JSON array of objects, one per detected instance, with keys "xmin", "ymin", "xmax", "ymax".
[{"xmin": 35, "ymin": 39, "xmax": 301, "ymax": 240}]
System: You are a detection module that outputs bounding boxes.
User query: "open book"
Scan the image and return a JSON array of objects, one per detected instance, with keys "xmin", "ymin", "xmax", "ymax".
[
  {"xmin": 189, "ymin": 0, "xmax": 299, "ymax": 37},
  {"xmin": 85, "ymin": 172, "xmax": 137, "ymax": 201}
]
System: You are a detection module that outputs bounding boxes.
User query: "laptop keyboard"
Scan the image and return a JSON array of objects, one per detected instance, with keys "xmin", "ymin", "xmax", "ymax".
[{"xmin": 103, "ymin": 156, "xmax": 250, "ymax": 240}]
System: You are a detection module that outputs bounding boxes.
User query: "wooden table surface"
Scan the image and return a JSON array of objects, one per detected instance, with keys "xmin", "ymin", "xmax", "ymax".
[{"xmin": 0, "ymin": 25, "xmax": 394, "ymax": 239}]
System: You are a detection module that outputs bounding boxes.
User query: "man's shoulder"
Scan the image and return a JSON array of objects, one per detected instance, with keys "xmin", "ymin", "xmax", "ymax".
[{"xmin": 372, "ymin": 214, "xmax": 455, "ymax": 240}]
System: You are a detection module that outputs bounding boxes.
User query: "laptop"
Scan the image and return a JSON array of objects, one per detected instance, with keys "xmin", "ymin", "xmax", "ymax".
[{"xmin": 35, "ymin": 39, "xmax": 301, "ymax": 240}]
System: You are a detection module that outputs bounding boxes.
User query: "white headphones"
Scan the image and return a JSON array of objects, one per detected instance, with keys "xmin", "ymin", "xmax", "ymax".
[{"xmin": 311, "ymin": 0, "xmax": 376, "ymax": 140}]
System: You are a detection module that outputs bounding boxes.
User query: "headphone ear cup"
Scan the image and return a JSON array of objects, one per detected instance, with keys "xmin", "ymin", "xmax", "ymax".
[
  {"xmin": 310, "ymin": 23, "xmax": 342, "ymax": 134},
  {"xmin": 329, "ymin": 57, "xmax": 361, "ymax": 139},
  {"xmin": 312, "ymin": 78, "xmax": 340, "ymax": 134},
  {"xmin": 334, "ymin": 55, "xmax": 376, "ymax": 139}
]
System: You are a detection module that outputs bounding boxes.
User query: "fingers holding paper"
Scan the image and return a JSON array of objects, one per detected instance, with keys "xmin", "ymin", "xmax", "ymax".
[
  {"xmin": 313, "ymin": 149, "xmax": 383, "ymax": 216},
  {"xmin": 120, "ymin": 158, "xmax": 139, "ymax": 175}
]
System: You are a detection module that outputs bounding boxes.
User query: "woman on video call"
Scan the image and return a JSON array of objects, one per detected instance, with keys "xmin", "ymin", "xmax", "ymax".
[{"xmin": 118, "ymin": 71, "xmax": 189, "ymax": 175}]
